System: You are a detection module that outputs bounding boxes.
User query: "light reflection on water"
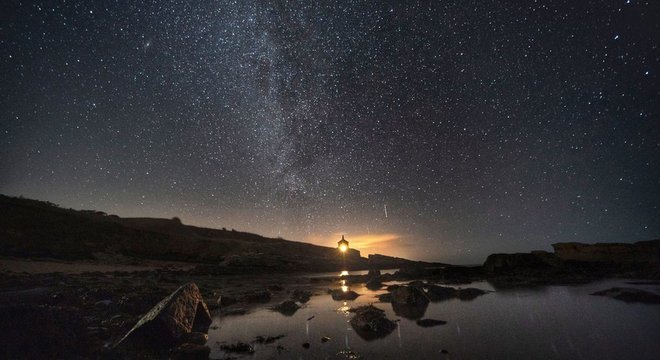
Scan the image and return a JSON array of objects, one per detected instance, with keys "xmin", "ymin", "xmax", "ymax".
[{"xmin": 209, "ymin": 279, "xmax": 660, "ymax": 359}]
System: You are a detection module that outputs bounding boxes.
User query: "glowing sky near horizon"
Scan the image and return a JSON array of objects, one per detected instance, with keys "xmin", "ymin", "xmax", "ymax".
[{"xmin": 1, "ymin": 1, "xmax": 659, "ymax": 263}]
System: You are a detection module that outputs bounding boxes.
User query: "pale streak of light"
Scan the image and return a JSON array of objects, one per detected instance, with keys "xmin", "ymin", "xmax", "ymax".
[
  {"xmin": 397, "ymin": 321, "xmax": 402, "ymax": 348},
  {"xmin": 384, "ymin": 204, "xmax": 388, "ymax": 218}
]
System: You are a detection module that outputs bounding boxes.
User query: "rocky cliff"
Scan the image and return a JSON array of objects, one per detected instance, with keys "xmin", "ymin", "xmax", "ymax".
[{"xmin": 552, "ymin": 240, "xmax": 660, "ymax": 264}]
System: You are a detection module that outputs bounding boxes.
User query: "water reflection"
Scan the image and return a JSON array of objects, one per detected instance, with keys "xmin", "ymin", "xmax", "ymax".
[{"xmin": 210, "ymin": 279, "xmax": 660, "ymax": 360}]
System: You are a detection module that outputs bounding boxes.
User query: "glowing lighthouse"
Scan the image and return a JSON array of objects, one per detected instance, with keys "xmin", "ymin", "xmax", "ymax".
[{"xmin": 338, "ymin": 235, "xmax": 349, "ymax": 253}]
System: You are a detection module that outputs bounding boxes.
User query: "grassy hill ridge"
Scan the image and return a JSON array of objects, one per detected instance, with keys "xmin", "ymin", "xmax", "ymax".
[{"xmin": 0, "ymin": 195, "xmax": 442, "ymax": 272}]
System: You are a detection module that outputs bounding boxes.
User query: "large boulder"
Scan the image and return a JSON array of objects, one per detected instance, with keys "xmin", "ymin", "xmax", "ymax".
[
  {"xmin": 349, "ymin": 305, "xmax": 397, "ymax": 341},
  {"xmin": 115, "ymin": 283, "xmax": 212, "ymax": 352}
]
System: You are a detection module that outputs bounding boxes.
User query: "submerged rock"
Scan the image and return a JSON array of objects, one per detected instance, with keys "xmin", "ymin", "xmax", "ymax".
[
  {"xmin": 292, "ymin": 289, "xmax": 312, "ymax": 303},
  {"xmin": 456, "ymin": 287, "xmax": 487, "ymax": 301},
  {"xmin": 330, "ymin": 289, "xmax": 360, "ymax": 301},
  {"xmin": 425, "ymin": 285, "xmax": 456, "ymax": 301},
  {"xmin": 349, "ymin": 305, "xmax": 397, "ymax": 340},
  {"xmin": 416, "ymin": 318, "xmax": 447, "ymax": 327},
  {"xmin": 591, "ymin": 287, "xmax": 660, "ymax": 304},
  {"xmin": 114, "ymin": 283, "xmax": 212, "ymax": 352},
  {"xmin": 366, "ymin": 277, "xmax": 383, "ymax": 290},
  {"xmin": 272, "ymin": 300, "xmax": 300, "ymax": 316},
  {"xmin": 220, "ymin": 342, "xmax": 254, "ymax": 354}
]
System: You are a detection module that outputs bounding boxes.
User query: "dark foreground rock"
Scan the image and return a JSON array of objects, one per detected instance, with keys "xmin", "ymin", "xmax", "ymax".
[
  {"xmin": 114, "ymin": 282, "xmax": 212, "ymax": 353},
  {"xmin": 591, "ymin": 287, "xmax": 660, "ymax": 304},
  {"xmin": 349, "ymin": 305, "xmax": 397, "ymax": 340},
  {"xmin": 0, "ymin": 305, "xmax": 90, "ymax": 358}
]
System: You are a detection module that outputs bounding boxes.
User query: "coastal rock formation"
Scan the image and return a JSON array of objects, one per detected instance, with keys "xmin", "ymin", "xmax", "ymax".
[
  {"xmin": 553, "ymin": 240, "xmax": 660, "ymax": 264},
  {"xmin": 483, "ymin": 253, "xmax": 553, "ymax": 274},
  {"xmin": 349, "ymin": 305, "xmax": 397, "ymax": 340},
  {"xmin": 115, "ymin": 282, "xmax": 212, "ymax": 352}
]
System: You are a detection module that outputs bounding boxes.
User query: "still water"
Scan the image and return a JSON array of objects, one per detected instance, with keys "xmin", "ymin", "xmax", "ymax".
[{"xmin": 209, "ymin": 278, "xmax": 660, "ymax": 359}]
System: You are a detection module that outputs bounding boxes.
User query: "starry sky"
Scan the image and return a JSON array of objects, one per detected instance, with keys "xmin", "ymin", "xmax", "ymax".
[{"xmin": 1, "ymin": 1, "xmax": 659, "ymax": 264}]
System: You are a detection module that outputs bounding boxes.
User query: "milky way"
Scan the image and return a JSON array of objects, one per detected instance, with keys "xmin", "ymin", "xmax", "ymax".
[{"xmin": 1, "ymin": 1, "xmax": 659, "ymax": 263}]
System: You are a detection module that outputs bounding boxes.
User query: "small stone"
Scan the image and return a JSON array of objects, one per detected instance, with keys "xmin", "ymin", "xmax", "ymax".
[
  {"xmin": 302, "ymin": 342, "xmax": 310, "ymax": 349},
  {"xmin": 321, "ymin": 336, "xmax": 331, "ymax": 343}
]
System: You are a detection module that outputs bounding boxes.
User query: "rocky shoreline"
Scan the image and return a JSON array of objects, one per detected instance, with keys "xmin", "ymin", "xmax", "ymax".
[{"xmin": 2, "ymin": 244, "xmax": 659, "ymax": 359}]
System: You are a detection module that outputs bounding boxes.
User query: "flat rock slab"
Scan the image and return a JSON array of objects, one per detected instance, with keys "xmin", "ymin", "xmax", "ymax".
[
  {"xmin": 591, "ymin": 287, "xmax": 660, "ymax": 304},
  {"xmin": 115, "ymin": 282, "xmax": 212, "ymax": 352}
]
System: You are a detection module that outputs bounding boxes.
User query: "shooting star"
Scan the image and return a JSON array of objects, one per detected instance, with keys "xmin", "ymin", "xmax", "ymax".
[{"xmin": 384, "ymin": 204, "xmax": 388, "ymax": 218}]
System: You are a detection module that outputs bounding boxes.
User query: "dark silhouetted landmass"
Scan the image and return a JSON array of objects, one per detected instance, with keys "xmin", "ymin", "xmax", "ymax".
[{"xmin": 0, "ymin": 194, "xmax": 444, "ymax": 272}]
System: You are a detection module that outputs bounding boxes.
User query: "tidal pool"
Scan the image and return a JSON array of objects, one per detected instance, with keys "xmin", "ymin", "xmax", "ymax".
[{"xmin": 209, "ymin": 278, "xmax": 660, "ymax": 359}]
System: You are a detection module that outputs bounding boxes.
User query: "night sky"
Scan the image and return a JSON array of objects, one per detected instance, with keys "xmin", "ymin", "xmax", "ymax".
[{"xmin": 1, "ymin": 1, "xmax": 659, "ymax": 264}]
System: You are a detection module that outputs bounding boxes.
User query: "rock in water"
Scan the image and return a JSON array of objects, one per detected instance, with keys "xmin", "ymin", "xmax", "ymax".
[
  {"xmin": 330, "ymin": 289, "xmax": 360, "ymax": 301},
  {"xmin": 591, "ymin": 287, "xmax": 660, "ymax": 304},
  {"xmin": 416, "ymin": 319, "xmax": 447, "ymax": 327},
  {"xmin": 272, "ymin": 300, "xmax": 300, "ymax": 316},
  {"xmin": 390, "ymin": 286, "xmax": 430, "ymax": 319},
  {"xmin": 115, "ymin": 283, "xmax": 212, "ymax": 352},
  {"xmin": 349, "ymin": 305, "xmax": 397, "ymax": 341}
]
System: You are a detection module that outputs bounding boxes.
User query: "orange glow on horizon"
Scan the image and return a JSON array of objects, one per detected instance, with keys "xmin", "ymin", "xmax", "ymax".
[{"xmin": 308, "ymin": 232, "xmax": 408, "ymax": 258}]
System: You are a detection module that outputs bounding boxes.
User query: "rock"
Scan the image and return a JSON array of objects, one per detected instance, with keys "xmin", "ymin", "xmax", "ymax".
[
  {"xmin": 268, "ymin": 285, "xmax": 284, "ymax": 292},
  {"xmin": 367, "ymin": 269, "xmax": 381, "ymax": 277},
  {"xmin": 272, "ymin": 300, "xmax": 300, "ymax": 316},
  {"xmin": 425, "ymin": 285, "xmax": 456, "ymax": 301},
  {"xmin": 390, "ymin": 286, "xmax": 429, "ymax": 319},
  {"xmin": 349, "ymin": 305, "xmax": 397, "ymax": 341},
  {"xmin": 220, "ymin": 342, "xmax": 254, "ymax": 354},
  {"xmin": 591, "ymin": 287, "xmax": 660, "ymax": 304},
  {"xmin": 114, "ymin": 283, "xmax": 212, "ymax": 352},
  {"xmin": 366, "ymin": 277, "xmax": 382, "ymax": 290},
  {"xmin": 483, "ymin": 253, "xmax": 552, "ymax": 274},
  {"xmin": 553, "ymin": 240, "xmax": 660, "ymax": 264},
  {"xmin": 241, "ymin": 290, "xmax": 271, "ymax": 303},
  {"xmin": 386, "ymin": 284, "xmax": 401, "ymax": 292},
  {"xmin": 302, "ymin": 342, "xmax": 310, "ymax": 349},
  {"xmin": 321, "ymin": 336, "xmax": 331, "ymax": 343},
  {"xmin": 377, "ymin": 293, "xmax": 392, "ymax": 302},
  {"xmin": 330, "ymin": 289, "xmax": 360, "ymax": 301},
  {"xmin": 292, "ymin": 289, "xmax": 312, "ymax": 303},
  {"xmin": 391, "ymin": 286, "xmax": 429, "ymax": 306},
  {"xmin": 456, "ymin": 288, "xmax": 487, "ymax": 301},
  {"xmin": 416, "ymin": 319, "xmax": 447, "ymax": 327},
  {"xmin": 181, "ymin": 332, "xmax": 208, "ymax": 345},
  {"xmin": 255, "ymin": 335, "xmax": 285, "ymax": 344},
  {"xmin": 171, "ymin": 343, "xmax": 211, "ymax": 360}
]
